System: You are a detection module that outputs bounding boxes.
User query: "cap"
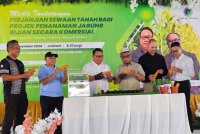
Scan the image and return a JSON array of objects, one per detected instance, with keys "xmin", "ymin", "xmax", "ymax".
[
  {"xmin": 45, "ymin": 52, "xmax": 58, "ymax": 58},
  {"xmin": 120, "ymin": 48, "xmax": 130, "ymax": 54}
]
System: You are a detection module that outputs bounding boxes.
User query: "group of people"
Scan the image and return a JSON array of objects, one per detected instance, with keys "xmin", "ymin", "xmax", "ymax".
[
  {"xmin": 0, "ymin": 26, "xmax": 199, "ymax": 133},
  {"xmin": 82, "ymin": 27, "xmax": 200, "ymax": 133},
  {"xmin": 0, "ymin": 40, "xmax": 67, "ymax": 134}
]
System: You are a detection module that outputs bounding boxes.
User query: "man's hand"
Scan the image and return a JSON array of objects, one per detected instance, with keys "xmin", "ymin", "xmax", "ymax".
[
  {"xmin": 173, "ymin": 67, "xmax": 182, "ymax": 73},
  {"xmin": 26, "ymin": 69, "xmax": 35, "ymax": 75},
  {"xmin": 23, "ymin": 68, "xmax": 36, "ymax": 79},
  {"xmin": 113, "ymin": 77, "xmax": 121, "ymax": 84},
  {"xmin": 54, "ymin": 68, "xmax": 61, "ymax": 76},
  {"xmin": 94, "ymin": 72, "xmax": 104, "ymax": 80},
  {"xmin": 119, "ymin": 73, "xmax": 127, "ymax": 80},
  {"xmin": 158, "ymin": 69, "xmax": 164, "ymax": 74},
  {"xmin": 168, "ymin": 71, "xmax": 173, "ymax": 77},
  {"xmin": 130, "ymin": 70, "xmax": 138, "ymax": 77},
  {"xmin": 22, "ymin": 72, "xmax": 33, "ymax": 79},
  {"xmin": 60, "ymin": 67, "xmax": 67, "ymax": 75},
  {"xmin": 105, "ymin": 72, "xmax": 112, "ymax": 79},
  {"xmin": 148, "ymin": 74, "xmax": 155, "ymax": 81}
]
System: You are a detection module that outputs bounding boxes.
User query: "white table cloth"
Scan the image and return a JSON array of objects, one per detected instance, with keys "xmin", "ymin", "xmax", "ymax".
[{"xmin": 62, "ymin": 94, "xmax": 191, "ymax": 134}]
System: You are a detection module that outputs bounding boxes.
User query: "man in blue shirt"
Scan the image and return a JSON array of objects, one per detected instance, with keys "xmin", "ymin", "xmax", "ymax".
[{"xmin": 38, "ymin": 52, "xmax": 67, "ymax": 134}]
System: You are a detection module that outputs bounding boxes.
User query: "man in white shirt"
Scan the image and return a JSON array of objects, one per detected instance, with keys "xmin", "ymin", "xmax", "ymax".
[
  {"xmin": 165, "ymin": 32, "xmax": 200, "ymax": 94},
  {"xmin": 169, "ymin": 42, "xmax": 194, "ymax": 133},
  {"xmin": 165, "ymin": 33, "xmax": 199, "ymax": 80},
  {"xmin": 82, "ymin": 48, "xmax": 112, "ymax": 96}
]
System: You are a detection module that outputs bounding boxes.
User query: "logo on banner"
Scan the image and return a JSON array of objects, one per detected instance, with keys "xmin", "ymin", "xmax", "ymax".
[{"xmin": 184, "ymin": 8, "xmax": 192, "ymax": 17}]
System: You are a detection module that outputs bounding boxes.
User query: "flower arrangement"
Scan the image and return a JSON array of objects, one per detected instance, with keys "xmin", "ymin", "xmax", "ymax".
[
  {"xmin": 2, "ymin": 0, "xmax": 200, "ymax": 6},
  {"xmin": 195, "ymin": 103, "xmax": 200, "ymax": 117},
  {"xmin": 14, "ymin": 109, "xmax": 63, "ymax": 134},
  {"xmin": 130, "ymin": 0, "xmax": 200, "ymax": 11},
  {"xmin": 193, "ymin": 102, "xmax": 200, "ymax": 129}
]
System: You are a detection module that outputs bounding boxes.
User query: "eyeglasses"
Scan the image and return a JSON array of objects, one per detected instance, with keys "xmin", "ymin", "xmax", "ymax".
[
  {"xmin": 140, "ymin": 36, "xmax": 152, "ymax": 40},
  {"xmin": 94, "ymin": 55, "xmax": 103, "ymax": 58},
  {"xmin": 167, "ymin": 38, "xmax": 180, "ymax": 45},
  {"xmin": 11, "ymin": 46, "xmax": 20, "ymax": 51}
]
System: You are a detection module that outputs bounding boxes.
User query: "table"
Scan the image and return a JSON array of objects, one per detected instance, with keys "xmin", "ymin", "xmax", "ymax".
[{"xmin": 62, "ymin": 94, "xmax": 191, "ymax": 134}]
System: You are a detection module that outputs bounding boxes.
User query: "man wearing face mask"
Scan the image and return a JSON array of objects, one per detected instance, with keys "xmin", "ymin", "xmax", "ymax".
[
  {"xmin": 131, "ymin": 27, "xmax": 161, "ymax": 63},
  {"xmin": 169, "ymin": 42, "xmax": 194, "ymax": 133},
  {"xmin": 82, "ymin": 48, "xmax": 112, "ymax": 95},
  {"xmin": 165, "ymin": 33, "xmax": 200, "ymax": 80},
  {"xmin": 114, "ymin": 48, "xmax": 145, "ymax": 90}
]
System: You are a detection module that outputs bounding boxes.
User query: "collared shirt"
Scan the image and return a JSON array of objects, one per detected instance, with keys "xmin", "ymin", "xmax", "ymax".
[
  {"xmin": 171, "ymin": 54, "xmax": 195, "ymax": 81},
  {"xmin": 115, "ymin": 62, "xmax": 145, "ymax": 90},
  {"xmin": 165, "ymin": 50, "xmax": 200, "ymax": 80},
  {"xmin": 82, "ymin": 61, "xmax": 110, "ymax": 95},
  {"xmin": 138, "ymin": 52, "xmax": 168, "ymax": 82},
  {"xmin": 131, "ymin": 47, "xmax": 161, "ymax": 63},
  {"xmin": 38, "ymin": 65, "xmax": 64, "ymax": 97},
  {"xmin": 0, "ymin": 56, "xmax": 26, "ymax": 96}
]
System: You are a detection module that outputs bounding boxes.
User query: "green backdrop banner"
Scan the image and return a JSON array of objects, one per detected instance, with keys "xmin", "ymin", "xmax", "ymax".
[
  {"xmin": 1, "ymin": 3, "xmax": 200, "ymax": 102},
  {"xmin": 0, "ymin": 2, "xmax": 140, "ymax": 101}
]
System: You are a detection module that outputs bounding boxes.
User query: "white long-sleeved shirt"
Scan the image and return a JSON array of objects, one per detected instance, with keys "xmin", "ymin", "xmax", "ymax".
[
  {"xmin": 171, "ymin": 54, "xmax": 195, "ymax": 81},
  {"xmin": 82, "ymin": 61, "xmax": 110, "ymax": 95}
]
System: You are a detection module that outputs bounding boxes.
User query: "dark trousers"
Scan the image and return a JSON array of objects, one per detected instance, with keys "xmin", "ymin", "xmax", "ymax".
[
  {"xmin": 2, "ymin": 94, "xmax": 28, "ymax": 134},
  {"xmin": 40, "ymin": 96, "xmax": 64, "ymax": 134},
  {"xmin": 175, "ymin": 80, "xmax": 193, "ymax": 133}
]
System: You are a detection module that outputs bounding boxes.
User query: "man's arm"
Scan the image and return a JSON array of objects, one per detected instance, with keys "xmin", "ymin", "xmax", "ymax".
[
  {"xmin": 82, "ymin": 63, "xmax": 105, "ymax": 82},
  {"xmin": 173, "ymin": 58, "xmax": 195, "ymax": 78},
  {"xmin": 89, "ymin": 73, "xmax": 104, "ymax": 81},
  {"xmin": 82, "ymin": 63, "xmax": 94, "ymax": 81},
  {"xmin": 1, "ymin": 72, "xmax": 31, "ymax": 81},
  {"xmin": 0, "ymin": 60, "xmax": 32, "ymax": 81},
  {"xmin": 183, "ymin": 51, "xmax": 200, "ymax": 79},
  {"xmin": 135, "ymin": 65, "xmax": 145, "ymax": 81},
  {"xmin": 138, "ymin": 56, "xmax": 148, "ymax": 81},
  {"xmin": 113, "ymin": 67, "xmax": 121, "ymax": 84},
  {"xmin": 89, "ymin": 76, "xmax": 96, "ymax": 81},
  {"xmin": 161, "ymin": 56, "xmax": 168, "ymax": 76},
  {"xmin": 182, "ymin": 58, "xmax": 195, "ymax": 78}
]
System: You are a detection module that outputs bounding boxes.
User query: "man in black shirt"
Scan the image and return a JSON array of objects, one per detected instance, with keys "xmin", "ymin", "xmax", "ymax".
[
  {"xmin": 0, "ymin": 40, "xmax": 34, "ymax": 134},
  {"xmin": 138, "ymin": 39, "xmax": 168, "ymax": 92}
]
